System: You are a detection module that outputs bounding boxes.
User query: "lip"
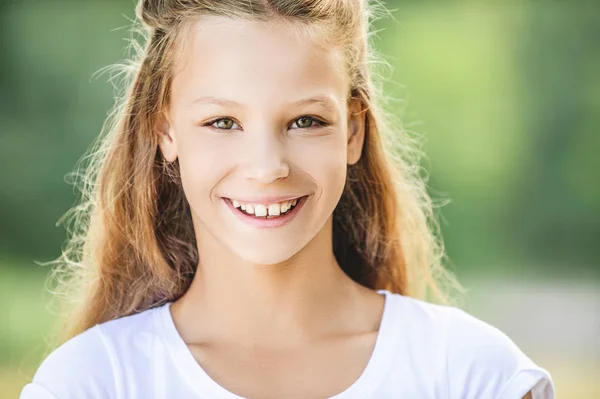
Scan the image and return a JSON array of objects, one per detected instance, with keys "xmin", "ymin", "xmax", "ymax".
[
  {"xmin": 223, "ymin": 195, "xmax": 309, "ymax": 229},
  {"xmin": 224, "ymin": 195, "xmax": 307, "ymax": 205}
]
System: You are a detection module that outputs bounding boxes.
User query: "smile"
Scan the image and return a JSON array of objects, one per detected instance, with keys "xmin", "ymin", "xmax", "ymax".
[{"xmin": 223, "ymin": 195, "xmax": 309, "ymax": 228}]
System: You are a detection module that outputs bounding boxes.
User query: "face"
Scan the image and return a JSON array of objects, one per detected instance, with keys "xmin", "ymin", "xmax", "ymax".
[{"xmin": 158, "ymin": 16, "xmax": 365, "ymax": 265}]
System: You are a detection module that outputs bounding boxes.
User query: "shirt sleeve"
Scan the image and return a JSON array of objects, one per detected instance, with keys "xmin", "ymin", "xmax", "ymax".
[
  {"xmin": 19, "ymin": 325, "xmax": 118, "ymax": 399},
  {"xmin": 445, "ymin": 307, "xmax": 555, "ymax": 399},
  {"xmin": 19, "ymin": 383, "xmax": 59, "ymax": 399}
]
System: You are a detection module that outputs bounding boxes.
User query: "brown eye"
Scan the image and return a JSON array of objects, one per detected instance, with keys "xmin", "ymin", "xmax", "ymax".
[
  {"xmin": 291, "ymin": 116, "xmax": 321, "ymax": 129},
  {"xmin": 213, "ymin": 118, "xmax": 236, "ymax": 129}
]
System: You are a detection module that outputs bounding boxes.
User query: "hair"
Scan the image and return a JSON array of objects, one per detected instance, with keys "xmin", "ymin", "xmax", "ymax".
[{"xmin": 43, "ymin": 0, "xmax": 464, "ymax": 348}]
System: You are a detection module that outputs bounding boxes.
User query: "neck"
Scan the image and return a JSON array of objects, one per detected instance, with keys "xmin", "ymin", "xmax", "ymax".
[{"xmin": 171, "ymin": 216, "xmax": 368, "ymax": 348}]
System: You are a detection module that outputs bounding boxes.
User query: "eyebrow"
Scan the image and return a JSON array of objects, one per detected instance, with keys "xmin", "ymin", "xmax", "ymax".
[{"xmin": 190, "ymin": 95, "xmax": 339, "ymax": 112}]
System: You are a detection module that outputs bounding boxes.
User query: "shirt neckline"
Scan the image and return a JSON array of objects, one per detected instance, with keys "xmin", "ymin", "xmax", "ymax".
[{"xmin": 155, "ymin": 289, "xmax": 398, "ymax": 399}]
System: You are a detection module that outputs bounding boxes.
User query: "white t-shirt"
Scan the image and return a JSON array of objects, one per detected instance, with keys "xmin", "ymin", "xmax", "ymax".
[{"xmin": 20, "ymin": 290, "xmax": 555, "ymax": 399}]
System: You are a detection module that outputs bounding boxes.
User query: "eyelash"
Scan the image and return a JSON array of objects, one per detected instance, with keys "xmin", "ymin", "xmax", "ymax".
[{"xmin": 203, "ymin": 116, "xmax": 328, "ymax": 131}]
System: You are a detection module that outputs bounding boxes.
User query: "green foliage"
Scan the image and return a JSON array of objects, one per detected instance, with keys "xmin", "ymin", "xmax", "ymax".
[{"xmin": 1, "ymin": 1, "xmax": 599, "ymax": 273}]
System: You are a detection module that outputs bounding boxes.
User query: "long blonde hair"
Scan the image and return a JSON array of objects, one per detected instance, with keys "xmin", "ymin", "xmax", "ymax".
[{"xmin": 45, "ymin": 0, "xmax": 463, "ymax": 347}]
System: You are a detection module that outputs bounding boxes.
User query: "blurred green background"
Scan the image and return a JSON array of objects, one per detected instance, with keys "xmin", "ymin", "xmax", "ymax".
[{"xmin": 1, "ymin": 0, "xmax": 599, "ymax": 397}]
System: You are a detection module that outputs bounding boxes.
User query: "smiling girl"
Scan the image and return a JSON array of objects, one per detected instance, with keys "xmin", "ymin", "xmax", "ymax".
[{"xmin": 21, "ymin": 1, "xmax": 554, "ymax": 398}]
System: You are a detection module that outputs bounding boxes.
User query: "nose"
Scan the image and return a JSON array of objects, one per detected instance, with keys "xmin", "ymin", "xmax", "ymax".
[{"xmin": 240, "ymin": 130, "xmax": 290, "ymax": 183}]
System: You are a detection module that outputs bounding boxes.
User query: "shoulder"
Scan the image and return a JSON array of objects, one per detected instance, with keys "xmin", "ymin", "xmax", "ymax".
[
  {"xmin": 444, "ymin": 305, "xmax": 554, "ymax": 398},
  {"xmin": 387, "ymin": 293, "xmax": 555, "ymax": 399},
  {"xmin": 20, "ymin": 305, "xmax": 163, "ymax": 399},
  {"xmin": 20, "ymin": 325, "xmax": 115, "ymax": 399}
]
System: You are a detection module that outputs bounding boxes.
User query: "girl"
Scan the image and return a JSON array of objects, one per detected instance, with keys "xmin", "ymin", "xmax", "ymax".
[{"xmin": 21, "ymin": 1, "xmax": 554, "ymax": 398}]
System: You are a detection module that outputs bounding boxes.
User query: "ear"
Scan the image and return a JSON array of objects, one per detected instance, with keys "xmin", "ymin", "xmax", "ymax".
[
  {"xmin": 346, "ymin": 97, "xmax": 366, "ymax": 165},
  {"xmin": 156, "ymin": 111, "xmax": 178, "ymax": 163}
]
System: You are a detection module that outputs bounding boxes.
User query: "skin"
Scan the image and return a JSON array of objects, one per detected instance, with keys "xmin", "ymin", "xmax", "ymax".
[{"xmin": 158, "ymin": 16, "xmax": 384, "ymax": 398}]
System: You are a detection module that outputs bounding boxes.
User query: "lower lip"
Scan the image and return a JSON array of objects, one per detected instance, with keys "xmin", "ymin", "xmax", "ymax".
[{"xmin": 223, "ymin": 196, "xmax": 308, "ymax": 229}]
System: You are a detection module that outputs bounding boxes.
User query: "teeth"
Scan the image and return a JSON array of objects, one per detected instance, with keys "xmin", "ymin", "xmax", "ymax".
[
  {"xmin": 268, "ymin": 203, "xmax": 281, "ymax": 216},
  {"xmin": 254, "ymin": 204, "xmax": 268, "ymax": 217},
  {"xmin": 229, "ymin": 197, "xmax": 303, "ymax": 218}
]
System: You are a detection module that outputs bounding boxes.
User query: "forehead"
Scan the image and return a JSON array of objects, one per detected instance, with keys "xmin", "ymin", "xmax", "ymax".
[{"xmin": 170, "ymin": 16, "xmax": 349, "ymax": 107}]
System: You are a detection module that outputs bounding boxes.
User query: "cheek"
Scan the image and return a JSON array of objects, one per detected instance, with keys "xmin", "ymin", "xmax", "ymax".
[
  {"xmin": 175, "ymin": 134, "xmax": 229, "ymax": 205},
  {"xmin": 293, "ymin": 135, "xmax": 348, "ymax": 203}
]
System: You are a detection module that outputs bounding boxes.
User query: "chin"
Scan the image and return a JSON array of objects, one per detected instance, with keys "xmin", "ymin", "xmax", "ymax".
[{"xmin": 231, "ymin": 244, "xmax": 304, "ymax": 266}]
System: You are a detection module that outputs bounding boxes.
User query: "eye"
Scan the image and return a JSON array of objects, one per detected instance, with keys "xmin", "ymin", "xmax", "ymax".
[
  {"xmin": 289, "ymin": 116, "xmax": 325, "ymax": 129},
  {"xmin": 205, "ymin": 118, "xmax": 240, "ymax": 130}
]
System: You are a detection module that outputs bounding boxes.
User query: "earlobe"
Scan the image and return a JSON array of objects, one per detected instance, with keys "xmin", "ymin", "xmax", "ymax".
[
  {"xmin": 156, "ymin": 113, "xmax": 178, "ymax": 163},
  {"xmin": 347, "ymin": 99, "xmax": 366, "ymax": 165}
]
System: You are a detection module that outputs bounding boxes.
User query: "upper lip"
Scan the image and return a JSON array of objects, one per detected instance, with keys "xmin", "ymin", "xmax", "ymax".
[{"xmin": 224, "ymin": 195, "xmax": 308, "ymax": 204}]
